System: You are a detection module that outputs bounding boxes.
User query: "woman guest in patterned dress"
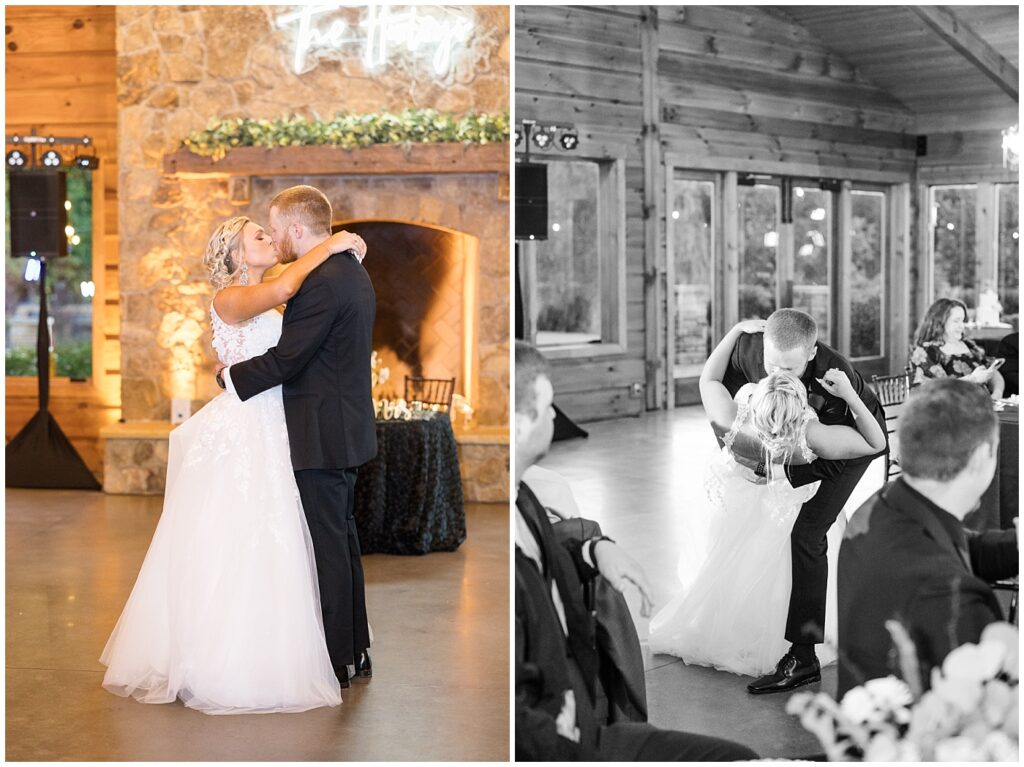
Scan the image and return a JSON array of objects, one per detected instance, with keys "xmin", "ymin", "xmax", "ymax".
[{"xmin": 909, "ymin": 298, "xmax": 1005, "ymax": 398}]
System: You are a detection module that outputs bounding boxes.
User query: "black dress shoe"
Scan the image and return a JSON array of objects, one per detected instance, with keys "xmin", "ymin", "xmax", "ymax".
[
  {"xmin": 337, "ymin": 666, "xmax": 351, "ymax": 688},
  {"xmin": 747, "ymin": 652, "xmax": 820, "ymax": 695},
  {"xmin": 355, "ymin": 650, "xmax": 372, "ymax": 678}
]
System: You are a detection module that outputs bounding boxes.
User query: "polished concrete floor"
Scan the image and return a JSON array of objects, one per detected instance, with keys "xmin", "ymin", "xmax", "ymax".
[
  {"xmin": 538, "ymin": 406, "xmax": 873, "ymax": 760},
  {"xmin": 6, "ymin": 490, "xmax": 509, "ymax": 761}
]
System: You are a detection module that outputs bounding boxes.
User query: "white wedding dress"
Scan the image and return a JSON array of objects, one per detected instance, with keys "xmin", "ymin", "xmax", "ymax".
[
  {"xmin": 100, "ymin": 305, "xmax": 342, "ymax": 714},
  {"xmin": 648, "ymin": 384, "xmax": 843, "ymax": 677}
]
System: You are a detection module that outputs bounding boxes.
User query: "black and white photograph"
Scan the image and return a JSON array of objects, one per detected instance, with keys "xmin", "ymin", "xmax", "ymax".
[{"xmin": 514, "ymin": 4, "xmax": 1019, "ymax": 761}]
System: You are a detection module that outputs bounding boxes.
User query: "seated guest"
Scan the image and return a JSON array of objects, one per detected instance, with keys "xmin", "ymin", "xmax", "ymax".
[
  {"xmin": 514, "ymin": 341, "xmax": 757, "ymax": 761},
  {"xmin": 838, "ymin": 379, "xmax": 1018, "ymax": 697},
  {"xmin": 996, "ymin": 332, "xmax": 1018, "ymax": 397},
  {"xmin": 909, "ymin": 298, "xmax": 1004, "ymax": 397}
]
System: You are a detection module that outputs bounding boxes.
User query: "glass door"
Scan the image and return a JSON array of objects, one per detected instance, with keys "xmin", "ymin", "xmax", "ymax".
[
  {"xmin": 666, "ymin": 171, "xmax": 892, "ymax": 405},
  {"xmin": 668, "ymin": 174, "xmax": 715, "ymax": 381}
]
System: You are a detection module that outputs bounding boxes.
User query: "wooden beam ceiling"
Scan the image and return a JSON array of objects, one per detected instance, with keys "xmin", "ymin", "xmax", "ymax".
[{"xmin": 909, "ymin": 5, "xmax": 1019, "ymax": 102}]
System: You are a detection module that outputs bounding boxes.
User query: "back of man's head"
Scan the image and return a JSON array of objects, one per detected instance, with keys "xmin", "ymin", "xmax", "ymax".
[
  {"xmin": 766, "ymin": 308, "xmax": 818, "ymax": 353},
  {"xmin": 270, "ymin": 185, "xmax": 333, "ymax": 235},
  {"xmin": 515, "ymin": 341, "xmax": 550, "ymax": 420},
  {"xmin": 899, "ymin": 378, "xmax": 997, "ymax": 482}
]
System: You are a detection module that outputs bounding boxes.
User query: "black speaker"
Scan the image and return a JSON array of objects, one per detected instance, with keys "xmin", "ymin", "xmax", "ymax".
[
  {"xmin": 9, "ymin": 171, "xmax": 67, "ymax": 259},
  {"xmin": 516, "ymin": 162, "xmax": 547, "ymax": 241}
]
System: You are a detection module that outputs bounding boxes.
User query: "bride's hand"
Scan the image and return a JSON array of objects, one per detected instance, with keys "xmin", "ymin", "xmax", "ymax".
[
  {"xmin": 327, "ymin": 230, "xmax": 367, "ymax": 261},
  {"xmin": 816, "ymin": 368, "xmax": 855, "ymax": 401},
  {"xmin": 733, "ymin": 319, "xmax": 766, "ymax": 335}
]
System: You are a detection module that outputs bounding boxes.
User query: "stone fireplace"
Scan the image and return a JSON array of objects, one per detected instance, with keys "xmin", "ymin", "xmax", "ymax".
[
  {"xmin": 341, "ymin": 220, "xmax": 478, "ymax": 406},
  {"xmin": 105, "ymin": 5, "xmax": 509, "ymax": 500}
]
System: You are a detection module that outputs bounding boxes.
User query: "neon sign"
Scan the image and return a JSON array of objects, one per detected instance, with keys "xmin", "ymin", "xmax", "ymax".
[{"xmin": 276, "ymin": 4, "xmax": 474, "ymax": 77}]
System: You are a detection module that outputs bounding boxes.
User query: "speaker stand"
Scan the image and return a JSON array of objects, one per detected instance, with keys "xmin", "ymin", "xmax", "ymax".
[{"xmin": 6, "ymin": 258, "xmax": 101, "ymax": 490}]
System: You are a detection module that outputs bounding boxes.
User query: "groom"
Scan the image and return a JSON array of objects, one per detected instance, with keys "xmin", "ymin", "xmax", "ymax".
[
  {"xmin": 218, "ymin": 184, "xmax": 377, "ymax": 688},
  {"xmin": 722, "ymin": 308, "xmax": 887, "ymax": 694}
]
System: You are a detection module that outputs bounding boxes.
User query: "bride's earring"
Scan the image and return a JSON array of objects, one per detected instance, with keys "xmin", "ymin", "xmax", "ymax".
[{"xmin": 239, "ymin": 260, "xmax": 249, "ymax": 286}]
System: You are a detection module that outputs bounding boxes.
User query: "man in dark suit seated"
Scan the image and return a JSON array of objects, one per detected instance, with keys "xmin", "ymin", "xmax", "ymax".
[
  {"xmin": 837, "ymin": 378, "xmax": 1018, "ymax": 697},
  {"xmin": 996, "ymin": 332, "xmax": 1018, "ymax": 397},
  {"xmin": 514, "ymin": 341, "xmax": 758, "ymax": 761}
]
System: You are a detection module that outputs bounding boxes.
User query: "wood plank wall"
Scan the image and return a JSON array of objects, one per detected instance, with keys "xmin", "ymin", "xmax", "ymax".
[
  {"xmin": 5, "ymin": 5, "xmax": 121, "ymax": 478},
  {"xmin": 516, "ymin": 5, "xmax": 648, "ymax": 422},
  {"xmin": 517, "ymin": 5, "xmax": 922, "ymax": 421}
]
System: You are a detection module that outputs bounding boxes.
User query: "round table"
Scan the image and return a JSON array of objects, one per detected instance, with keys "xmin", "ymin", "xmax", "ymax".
[{"xmin": 353, "ymin": 413, "xmax": 466, "ymax": 554}]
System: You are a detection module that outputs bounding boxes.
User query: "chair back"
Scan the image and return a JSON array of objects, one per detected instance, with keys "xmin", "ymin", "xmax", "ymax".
[
  {"xmin": 871, "ymin": 371, "xmax": 910, "ymax": 407},
  {"xmin": 404, "ymin": 376, "xmax": 456, "ymax": 412},
  {"xmin": 871, "ymin": 371, "xmax": 911, "ymax": 482}
]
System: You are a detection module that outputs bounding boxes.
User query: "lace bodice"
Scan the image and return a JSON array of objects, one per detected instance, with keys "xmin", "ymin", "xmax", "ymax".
[
  {"xmin": 723, "ymin": 383, "xmax": 817, "ymax": 466},
  {"xmin": 210, "ymin": 302, "xmax": 282, "ymax": 366}
]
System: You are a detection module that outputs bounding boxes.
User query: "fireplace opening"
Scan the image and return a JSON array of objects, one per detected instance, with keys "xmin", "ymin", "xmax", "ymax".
[{"xmin": 332, "ymin": 219, "xmax": 480, "ymax": 412}]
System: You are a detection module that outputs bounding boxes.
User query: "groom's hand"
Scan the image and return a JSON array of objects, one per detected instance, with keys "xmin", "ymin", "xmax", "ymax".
[
  {"xmin": 593, "ymin": 540, "xmax": 654, "ymax": 617},
  {"xmin": 215, "ymin": 362, "xmax": 226, "ymax": 390}
]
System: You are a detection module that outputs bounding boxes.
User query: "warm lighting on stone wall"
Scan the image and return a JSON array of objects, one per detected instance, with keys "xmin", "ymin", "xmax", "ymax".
[{"xmin": 158, "ymin": 311, "xmax": 205, "ymax": 403}]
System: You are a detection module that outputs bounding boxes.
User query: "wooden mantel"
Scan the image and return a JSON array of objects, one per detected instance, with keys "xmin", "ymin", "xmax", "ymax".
[{"xmin": 163, "ymin": 141, "xmax": 510, "ymax": 177}]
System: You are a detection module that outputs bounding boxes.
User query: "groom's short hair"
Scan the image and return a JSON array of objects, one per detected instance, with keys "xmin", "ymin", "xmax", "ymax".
[
  {"xmin": 270, "ymin": 185, "xmax": 333, "ymax": 234},
  {"xmin": 899, "ymin": 378, "xmax": 997, "ymax": 481},
  {"xmin": 766, "ymin": 308, "xmax": 817, "ymax": 352},
  {"xmin": 515, "ymin": 341, "xmax": 550, "ymax": 420}
]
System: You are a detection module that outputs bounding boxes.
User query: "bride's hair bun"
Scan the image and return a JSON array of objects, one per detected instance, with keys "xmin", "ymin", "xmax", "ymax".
[
  {"xmin": 203, "ymin": 216, "xmax": 251, "ymax": 289},
  {"xmin": 750, "ymin": 371, "xmax": 808, "ymax": 463}
]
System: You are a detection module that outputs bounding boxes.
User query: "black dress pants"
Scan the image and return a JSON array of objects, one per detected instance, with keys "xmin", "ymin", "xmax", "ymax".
[
  {"xmin": 785, "ymin": 459, "xmax": 871, "ymax": 644},
  {"xmin": 294, "ymin": 467, "xmax": 370, "ymax": 677}
]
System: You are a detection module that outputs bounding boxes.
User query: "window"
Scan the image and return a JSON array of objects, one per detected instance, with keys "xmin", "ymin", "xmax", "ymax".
[
  {"xmin": 792, "ymin": 185, "xmax": 832, "ymax": 339},
  {"xmin": 738, "ymin": 184, "xmax": 779, "ymax": 321},
  {"xmin": 849, "ymin": 190, "xmax": 886, "ymax": 359},
  {"xmin": 534, "ymin": 161, "xmax": 601, "ymax": 344},
  {"xmin": 5, "ymin": 168, "xmax": 93, "ymax": 378},
  {"xmin": 930, "ymin": 185, "xmax": 978, "ymax": 308},
  {"xmin": 997, "ymin": 183, "xmax": 1019, "ymax": 321},
  {"xmin": 669, "ymin": 176, "xmax": 714, "ymax": 379},
  {"xmin": 521, "ymin": 157, "xmax": 624, "ymax": 352}
]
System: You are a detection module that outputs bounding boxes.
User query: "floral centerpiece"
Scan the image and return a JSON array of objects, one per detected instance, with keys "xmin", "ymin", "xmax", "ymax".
[{"xmin": 787, "ymin": 621, "xmax": 1019, "ymax": 761}]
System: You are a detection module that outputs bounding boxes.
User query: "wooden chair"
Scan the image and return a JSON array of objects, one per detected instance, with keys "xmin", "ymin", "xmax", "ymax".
[
  {"xmin": 871, "ymin": 371, "xmax": 911, "ymax": 482},
  {"xmin": 404, "ymin": 376, "xmax": 456, "ymax": 413}
]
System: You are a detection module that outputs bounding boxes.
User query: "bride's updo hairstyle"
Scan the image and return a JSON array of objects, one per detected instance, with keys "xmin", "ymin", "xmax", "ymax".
[
  {"xmin": 203, "ymin": 216, "xmax": 251, "ymax": 289},
  {"xmin": 749, "ymin": 370, "xmax": 808, "ymax": 464}
]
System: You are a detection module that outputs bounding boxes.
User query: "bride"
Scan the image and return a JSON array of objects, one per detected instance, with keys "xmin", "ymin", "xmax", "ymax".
[
  {"xmin": 100, "ymin": 217, "xmax": 365, "ymax": 714},
  {"xmin": 648, "ymin": 320, "xmax": 886, "ymax": 679}
]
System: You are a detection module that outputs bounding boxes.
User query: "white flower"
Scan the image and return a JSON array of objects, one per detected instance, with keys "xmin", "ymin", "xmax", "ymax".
[
  {"xmin": 982, "ymin": 730, "xmax": 1019, "ymax": 761},
  {"xmin": 840, "ymin": 685, "xmax": 878, "ymax": 724},
  {"xmin": 864, "ymin": 675, "xmax": 913, "ymax": 712},
  {"xmin": 934, "ymin": 735, "xmax": 983, "ymax": 761},
  {"xmin": 864, "ymin": 732, "xmax": 899, "ymax": 761},
  {"xmin": 943, "ymin": 641, "xmax": 1004, "ymax": 684},
  {"xmin": 931, "ymin": 671, "xmax": 984, "ymax": 714},
  {"xmin": 980, "ymin": 678, "xmax": 1015, "ymax": 727},
  {"xmin": 980, "ymin": 622, "xmax": 1019, "ymax": 680}
]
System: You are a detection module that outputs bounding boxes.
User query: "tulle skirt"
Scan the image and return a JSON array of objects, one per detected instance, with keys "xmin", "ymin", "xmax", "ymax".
[
  {"xmin": 648, "ymin": 452, "xmax": 843, "ymax": 677},
  {"xmin": 99, "ymin": 386, "xmax": 342, "ymax": 714}
]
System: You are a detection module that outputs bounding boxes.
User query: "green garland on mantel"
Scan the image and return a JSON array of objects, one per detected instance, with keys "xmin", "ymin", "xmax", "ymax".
[{"xmin": 182, "ymin": 110, "xmax": 510, "ymax": 161}]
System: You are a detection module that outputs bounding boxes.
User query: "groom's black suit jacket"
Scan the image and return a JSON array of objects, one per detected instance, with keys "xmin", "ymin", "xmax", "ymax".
[
  {"xmin": 230, "ymin": 251, "xmax": 378, "ymax": 471},
  {"xmin": 722, "ymin": 333, "xmax": 887, "ymax": 485}
]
